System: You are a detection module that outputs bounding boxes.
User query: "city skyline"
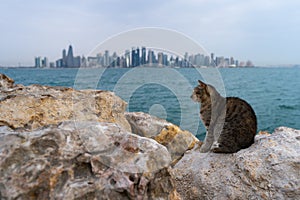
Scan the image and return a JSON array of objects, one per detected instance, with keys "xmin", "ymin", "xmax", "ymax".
[
  {"xmin": 35, "ymin": 44, "xmax": 253, "ymax": 68},
  {"xmin": 1, "ymin": 1, "xmax": 300, "ymax": 66}
]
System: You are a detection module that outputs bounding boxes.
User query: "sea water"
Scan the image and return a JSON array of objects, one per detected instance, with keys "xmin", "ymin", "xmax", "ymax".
[{"xmin": 1, "ymin": 67, "xmax": 299, "ymax": 139}]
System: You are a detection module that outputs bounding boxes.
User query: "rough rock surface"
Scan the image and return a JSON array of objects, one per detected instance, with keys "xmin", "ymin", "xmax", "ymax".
[
  {"xmin": 173, "ymin": 127, "xmax": 300, "ymax": 200},
  {"xmin": 0, "ymin": 121, "xmax": 180, "ymax": 199},
  {"xmin": 0, "ymin": 73, "xmax": 131, "ymax": 132},
  {"xmin": 155, "ymin": 125, "xmax": 200, "ymax": 165},
  {"xmin": 125, "ymin": 112, "xmax": 199, "ymax": 164},
  {"xmin": 125, "ymin": 112, "xmax": 173, "ymax": 138},
  {"xmin": 2, "ymin": 73, "xmax": 299, "ymax": 200},
  {"xmin": 0, "ymin": 73, "xmax": 15, "ymax": 89}
]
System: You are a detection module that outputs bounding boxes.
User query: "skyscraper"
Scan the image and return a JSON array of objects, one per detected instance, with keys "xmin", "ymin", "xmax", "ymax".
[
  {"xmin": 204, "ymin": 56, "xmax": 210, "ymax": 67},
  {"xmin": 147, "ymin": 49, "xmax": 155, "ymax": 66},
  {"xmin": 112, "ymin": 52, "xmax": 118, "ymax": 67},
  {"xmin": 158, "ymin": 52, "xmax": 163, "ymax": 66},
  {"xmin": 66, "ymin": 45, "xmax": 74, "ymax": 67},
  {"xmin": 230, "ymin": 57, "xmax": 235, "ymax": 66},
  {"xmin": 104, "ymin": 50, "xmax": 110, "ymax": 67},
  {"xmin": 136, "ymin": 47, "xmax": 140, "ymax": 66},
  {"xmin": 163, "ymin": 54, "xmax": 168, "ymax": 66},
  {"xmin": 42, "ymin": 57, "xmax": 49, "ymax": 68},
  {"xmin": 35, "ymin": 57, "xmax": 49, "ymax": 68},
  {"xmin": 62, "ymin": 49, "xmax": 67, "ymax": 67},
  {"xmin": 73, "ymin": 56, "xmax": 81, "ymax": 67},
  {"xmin": 131, "ymin": 47, "xmax": 136, "ymax": 67},
  {"xmin": 130, "ymin": 47, "xmax": 142, "ymax": 67},
  {"xmin": 35, "ymin": 57, "xmax": 42, "ymax": 68},
  {"xmin": 141, "ymin": 47, "xmax": 146, "ymax": 65},
  {"xmin": 125, "ymin": 50, "xmax": 130, "ymax": 67},
  {"xmin": 184, "ymin": 52, "xmax": 188, "ymax": 67},
  {"xmin": 211, "ymin": 53, "xmax": 215, "ymax": 66},
  {"xmin": 195, "ymin": 54, "xmax": 201, "ymax": 66}
]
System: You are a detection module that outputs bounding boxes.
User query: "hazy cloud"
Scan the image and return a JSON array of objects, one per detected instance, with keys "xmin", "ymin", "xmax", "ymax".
[{"xmin": 0, "ymin": 0, "xmax": 300, "ymax": 66}]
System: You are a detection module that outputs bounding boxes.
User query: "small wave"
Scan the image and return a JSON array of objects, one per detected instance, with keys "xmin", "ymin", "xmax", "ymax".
[{"xmin": 278, "ymin": 105, "xmax": 296, "ymax": 110}]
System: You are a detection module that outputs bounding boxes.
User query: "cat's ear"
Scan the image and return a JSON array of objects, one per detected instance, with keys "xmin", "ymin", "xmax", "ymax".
[{"xmin": 198, "ymin": 80, "xmax": 206, "ymax": 88}]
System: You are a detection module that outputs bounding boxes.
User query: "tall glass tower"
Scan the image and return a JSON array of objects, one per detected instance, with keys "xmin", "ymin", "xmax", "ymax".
[
  {"xmin": 66, "ymin": 45, "xmax": 74, "ymax": 67},
  {"xmin": 141, "ymin": 47, "xmax": 146, "ymax": 65}
]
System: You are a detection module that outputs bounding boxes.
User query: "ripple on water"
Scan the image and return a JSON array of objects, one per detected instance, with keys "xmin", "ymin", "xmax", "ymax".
[{"xmin": 278, "ymin": 105, "xmax": 297, "ymax": 110}]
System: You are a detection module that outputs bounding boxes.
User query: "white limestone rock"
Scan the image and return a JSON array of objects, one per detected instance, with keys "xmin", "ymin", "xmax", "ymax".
[{"xmin": 173, "ymin": 127, "xmax": 300, "ymax": 200}]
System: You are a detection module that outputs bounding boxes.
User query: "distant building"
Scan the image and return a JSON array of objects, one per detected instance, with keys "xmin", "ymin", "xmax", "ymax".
[
  {"xmin": 158, "ymin": 52, "xmax": 163, "ymax": 66},
  {"xmin": 131, "ymin": 48, "xmax": 135, "ymax": 67},
  {"xmin": 131, "ymin": 47, "xmax": 140, "ymax": 67},
  {"xmin": 35, "ymin": 56, "xmax": 49, "ymax": 68},
  {"xmin": 188, "ymin": 55, "xmax": 194, "ymax": 67},
  {"xmin": 216, "ymin": 56, "xmax": 224, "ymax": 67},
  {"xmin": 235, "ymin": 60, "xmax": 239, "ymax": 67},
  {"xmin": 183, "ymin": 52, "xmax": 189, "ymax": 67},
  {"xmin": 230, "ymin": 57, "xmax": 235, "ymax": 65},
  {"xmin": 35, "ymin": 57, "xmax": 42, "ymax": 68},
  {"xmin": 246, "ymin": 60, "xmax": 254, "ymax": 67},
  {"xmin": 111, "ymin": 52, "xmax": 118, "ymax": 67},
  {"xmin": 35, "ymin": 45, "xmax": 248, "ymax": 69},
  {"xmin": 81, "ymin": 56, "xmax": 87, "ymax": 68},
  {"xmin": 119, "ymin": 56, "xmax": 126, "ymax": 68},
  {"xmin": 87, "ymin": 56, "xmax": 98, "ymax": 67},
  {"xmin": 224, "ymin": 58, "xmax": 230, "ymax": 67},
  {"xmin": 239, "ymin": 61, "xmax": 245, "ymax": 67},
  {"xmin": 104, "ymin": 50, "xmax": 110, "ymax": 67},
  {"xmin": 96, "ymin": 53, "xmax": 103, "ymax": 66},
  {"xmin": 210, "ymin": 53, "xmax": 215, "ymax": 66},
  {"xmin": 136, "ymin": 47, "xmax": 140, "ymax": 66},
  {"xmin": 141, "ymin": 47, "xmax": 146, "ymax": 65},
  {"xmin": 125, "ymin": 50, "xmax": 130, "ymax": 67},
  {"xmin": 204, "ymin": 56, "xmax": 210, "ymax": 67},
  {"xmin": 73, "ymin": 56, "xmax": 81, "ymax": 68},
  {"xmin": 66, "ymin": 45, "xmax": 74, "ymax": 67},
  {"xmin": 42, "ymin": 57, "xmax": 49, "ymax": 68},
  {"xmin": 62, "ymin": 49, "xmax": 67, "ymax": 67},
  {"xmin": 194, "ymin": 54, "xmax": 202, "ymax": 66},
  {"xmin": 163, "ymin": 54, "xmax": 168, "ymax": 66},
  {"xmin": 49, "ymin": 62, "xmax": 55, "ymax": 68},
  {"xmin": 55, "ymin": 45, "xmax": 81, "ymax": 68},
  {"xmin": 56, "ymin": 59, "xmax": 63, "ymax": 68},
  {"xmin": 147, "ymin": 49, "xmax": 156, "ymax": 66}
]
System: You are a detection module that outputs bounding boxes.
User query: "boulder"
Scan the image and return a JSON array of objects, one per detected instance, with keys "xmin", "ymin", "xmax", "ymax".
[
  {"xmin": 173, "ymin": 127, "xmax": 300, "ymax": 200},
  {"xmin": 0, "ymin": 74, "xmax": 15, "ymax": 89},
  {"xmin": 0, "ymin": 121, "xmax": 180, "ymax": 199},
  {"xmin": 0, "ymin": 73, "xmax": 131, "ymax": 132},
  {"xmin": 125, "ymin": 112, "xmax": 199, "ymax": 165},
  {"xmin": 125, "ymin": 112, "xmax": 173, "ymax": 138}
]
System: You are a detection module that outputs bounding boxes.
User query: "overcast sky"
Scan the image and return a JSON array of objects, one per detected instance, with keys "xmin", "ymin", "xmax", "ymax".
[{"xmin": 1, "ymin": 0, "xmax": 300, "ymax": 66}]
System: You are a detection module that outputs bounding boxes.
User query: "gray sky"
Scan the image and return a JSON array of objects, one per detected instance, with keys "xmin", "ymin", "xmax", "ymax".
[{"xmin": 1, "ymin": 0, "xmax": 300, "ymax": 66}]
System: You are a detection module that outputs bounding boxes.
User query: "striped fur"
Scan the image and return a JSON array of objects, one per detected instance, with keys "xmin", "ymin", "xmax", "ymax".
[{"xmin": 191, "ymin": 80, "xmax": 257, "ymax": 153}]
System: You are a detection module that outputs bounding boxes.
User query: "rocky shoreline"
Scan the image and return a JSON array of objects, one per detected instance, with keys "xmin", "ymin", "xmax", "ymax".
[{"xmin": 0, "ymin": 73, "xmax": 299, "ymax": 199}]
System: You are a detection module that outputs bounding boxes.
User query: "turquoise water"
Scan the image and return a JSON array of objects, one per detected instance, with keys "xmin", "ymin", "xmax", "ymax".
[{"xmin": 1, "ymin": 67, "xmax": 299, "ymax": 139}]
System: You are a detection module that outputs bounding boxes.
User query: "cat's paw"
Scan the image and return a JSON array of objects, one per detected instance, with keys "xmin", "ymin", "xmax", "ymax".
[{"xmin": 210, "ymin": 141, "xmax": 222, "ymax": 153}]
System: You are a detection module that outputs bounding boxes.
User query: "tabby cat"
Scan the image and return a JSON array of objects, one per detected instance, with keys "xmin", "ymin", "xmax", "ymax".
[{"xmin": 191, "ymin": 80, "xmax": 257, "ymax": 153}]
